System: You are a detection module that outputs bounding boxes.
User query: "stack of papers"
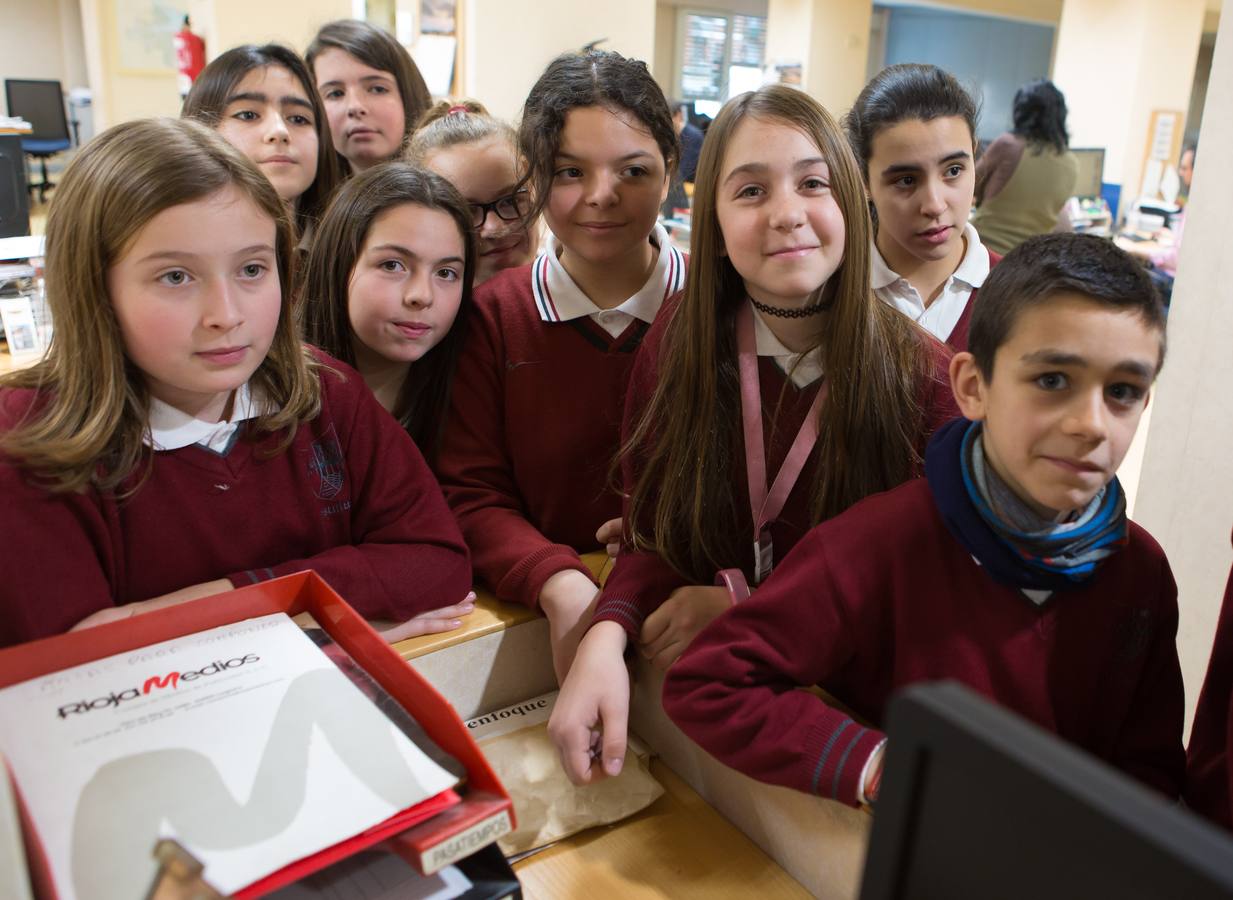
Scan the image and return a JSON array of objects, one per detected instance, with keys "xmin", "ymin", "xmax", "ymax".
[{"xmin": 0, "ymin": 613, "xmax": 461, "ymax": 899}]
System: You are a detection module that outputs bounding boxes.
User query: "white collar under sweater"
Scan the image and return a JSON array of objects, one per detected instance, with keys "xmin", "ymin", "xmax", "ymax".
[
  {"xmin": 146, "ymin": 383, "xmax": 266, "ymax": 453},
  {"xmin": 750, "ymin": 301, "xmax": 823, "ymax": 389},
  {"xmin": 871, "ymin": 222, "xmax": 990, "ymax": 342},
  {"xmin": 531, "ymin": 222, "xmax": 687, "ymax": 338}
]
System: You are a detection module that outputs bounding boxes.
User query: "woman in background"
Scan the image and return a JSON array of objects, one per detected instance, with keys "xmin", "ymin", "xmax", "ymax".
[{"xmin": 971, "ymin": 79, "xmax": 1078, "ymax": 255}]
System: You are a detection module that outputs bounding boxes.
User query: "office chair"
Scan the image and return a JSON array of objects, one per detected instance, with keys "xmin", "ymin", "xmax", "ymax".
[{"xmin": 4, "ymin": 79, "xmax": 72, "ymax": 204}]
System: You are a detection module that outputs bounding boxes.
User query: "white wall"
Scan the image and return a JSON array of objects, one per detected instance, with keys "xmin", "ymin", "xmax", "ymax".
[
  {"xmin": 0, "ymin": 0, "xmax": 88, "ymax": 117},
  {"xmin": 463, "ymin": 0, "xmax": 657, "ymax": 122},
  {"xmin": 1053, "ymin": 0, "xmax": 1205, "ymax": 204},
  {"xmin": 1133, "ymin": 12, "xmax": 1233, "ymax": 733},
  {"xmin": 195, "ymin": 0, "xmax": 350, "ymax": 62}
]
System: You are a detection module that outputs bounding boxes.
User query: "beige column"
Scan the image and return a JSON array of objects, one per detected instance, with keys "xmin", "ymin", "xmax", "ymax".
[
  {"xmin": 1132, "ymin": 14, "xmax": 1231, "ymax": 730},
  {"xmin": 1052, "ymin": 0, "xmax": 1206, "ymax": 216},
  {"xmin": 461, "ymin": 0, "xmax": 656, "ymax": 122},
  {"xmin": 765, "ymin": 0, "xmax": 872, "ymax": 116}
]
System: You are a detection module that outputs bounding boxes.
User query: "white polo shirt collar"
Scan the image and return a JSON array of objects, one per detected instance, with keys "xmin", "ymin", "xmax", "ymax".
[
  {"xmin": 531, "ymin": 223, "xmax": 687, "ymax": 338},
  {"xmin": 750, "ymin": 301, "xmax": 823, "ymax": 389},
  {"xmin": 147, "ymin": 383, "xmax": 265, "ymax": 453},
  {"xmin": 872, "ymin": 222, "xmax": 990, "ymax": 342}
]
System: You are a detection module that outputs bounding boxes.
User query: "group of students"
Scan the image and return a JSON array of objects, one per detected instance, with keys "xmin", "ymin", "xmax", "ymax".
[{"xmin": 2, "ymin": 15, "xmax": 1232, "ymax": 838}]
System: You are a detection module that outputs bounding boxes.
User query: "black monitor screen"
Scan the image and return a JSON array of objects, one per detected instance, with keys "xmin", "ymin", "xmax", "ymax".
[
  {"xmin": 859, "ymin": 682, "xmax": 1233, "ymax": 900},
  {"xmin": 4, "ymin": 80, "xmax": 67, "ymax": 141}
]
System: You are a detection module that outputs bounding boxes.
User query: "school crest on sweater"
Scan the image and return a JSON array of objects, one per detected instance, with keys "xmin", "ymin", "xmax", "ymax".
[{"xmin": 309, "ymin": 426, "xmax": 346, "ymax": 500}]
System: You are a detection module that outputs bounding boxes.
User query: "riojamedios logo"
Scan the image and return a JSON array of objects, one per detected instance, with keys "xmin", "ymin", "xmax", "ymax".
[{"xmin": 55, "ymin": 654, "xmax": 260, "ymax": 719}]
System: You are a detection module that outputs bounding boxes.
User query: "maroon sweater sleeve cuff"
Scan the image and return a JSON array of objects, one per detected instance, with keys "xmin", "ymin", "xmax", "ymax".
[
  {"xmin": 591, "ymin": 549, "xmax": 689, "ymax": 642},
  {"xmin": 803, "ymin": 718, "xmax": 887, "ymax": 807},
  {"xmin": 591, "ymin": 593, "xmax": 645, "ymax": 642},
  {"xmin": 499, "ymin": 543, "xmax": 594, "ymax": 609}
]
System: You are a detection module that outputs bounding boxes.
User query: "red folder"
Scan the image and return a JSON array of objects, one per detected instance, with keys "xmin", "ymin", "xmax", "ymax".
[{"xmin": 0, "ymin": 571, "xmax": 515, "ymax": 898}]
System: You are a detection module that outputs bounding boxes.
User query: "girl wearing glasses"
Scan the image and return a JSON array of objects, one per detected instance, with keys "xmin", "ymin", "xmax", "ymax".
[
  {"xmin": 408, "ymin": 100, "xmax": 537, "ymax": 286},
  {"xmin": 436, "ymin": 51, "xmax": 685, "ymax": 684},
  {"xmin": 300, "ymin": 162, "xmax": 475, "ymax": 468}
]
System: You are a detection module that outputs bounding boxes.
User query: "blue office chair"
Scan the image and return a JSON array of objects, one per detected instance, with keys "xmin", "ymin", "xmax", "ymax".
[{"xmin": 4, "ymin": 79, "xmax": 73, "ymax": 204}]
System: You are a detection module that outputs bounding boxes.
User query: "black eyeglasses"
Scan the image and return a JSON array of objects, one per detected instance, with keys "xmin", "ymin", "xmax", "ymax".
[{"xmin": 468, "ymin": 189, "xmax": 530, "ymax": 228}]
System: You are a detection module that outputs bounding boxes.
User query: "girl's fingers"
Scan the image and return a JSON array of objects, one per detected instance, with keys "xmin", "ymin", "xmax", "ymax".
[
  {"xmin": 555, "ymin": 717, "xmax": 601, "ymax": 785},
  {"xmin": 379, "ymin": 615, "xmax": 466, "ymax": 643},
  {"xmin": 597, "ymin": 694, "xmax": 628, "ymax": 778},
  {"xmin": 649, "ymin": 639, "xmax": 685, "ymax": 672},
  {"xmin": 640, "ymin": 606, "xmax": 669, "ymax": 647}
]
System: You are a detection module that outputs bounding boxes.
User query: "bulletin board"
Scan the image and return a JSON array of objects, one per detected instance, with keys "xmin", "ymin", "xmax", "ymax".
[{"xmin": 1137, "ymin": 109, "xmax": 1185, "ymax": 201}]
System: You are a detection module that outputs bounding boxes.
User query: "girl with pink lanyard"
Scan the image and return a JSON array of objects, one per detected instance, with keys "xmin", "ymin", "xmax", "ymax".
[{"xmin": 549, "ymin": 85, "xmax": 959, "ymax": 785}]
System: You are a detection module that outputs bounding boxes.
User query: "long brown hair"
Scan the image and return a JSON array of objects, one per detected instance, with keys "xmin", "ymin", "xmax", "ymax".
[
  {"xmin": 306, "ymin": 20, "xmax": 432, "ymax": 169},
  {"xmin": 624, "ymin": 85, "xmax": 930, "ymax": 582},
  {"xmin": 0, "ymin": 118, "xmax": 321, "ymax": 494},
  {"xmin": 299, "ymin": 162, "xmax": 475, "ymax": 459},
  {"xmin": 181, "ymin": 43, "xmax": 343, "ymax": 235}
]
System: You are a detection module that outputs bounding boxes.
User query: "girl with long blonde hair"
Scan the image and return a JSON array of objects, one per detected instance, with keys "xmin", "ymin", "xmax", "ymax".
[{"xmin": 0, "ymin": 118, "xmax": 471, "ymax": 647}]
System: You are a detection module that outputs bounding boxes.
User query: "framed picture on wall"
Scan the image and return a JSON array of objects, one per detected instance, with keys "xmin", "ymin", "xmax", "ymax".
[{"xmin": 115, "ymin": 0, "xmax": 190, "ymax": 74}]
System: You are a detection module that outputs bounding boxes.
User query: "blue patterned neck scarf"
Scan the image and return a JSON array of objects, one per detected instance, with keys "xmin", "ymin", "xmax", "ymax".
[{"xmin": 962, "ymin": 421, "xmax": 1128, "ymax": 584}]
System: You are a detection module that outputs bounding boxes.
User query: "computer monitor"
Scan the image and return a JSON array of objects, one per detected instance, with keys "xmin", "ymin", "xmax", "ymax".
[
  {"xmin": 1070, "ymin": 147, "xmax": 1105, "ymax": 198},
  {"xmin": 859, "ymin": 682, "xmax": 1233, "ymax": 900}
]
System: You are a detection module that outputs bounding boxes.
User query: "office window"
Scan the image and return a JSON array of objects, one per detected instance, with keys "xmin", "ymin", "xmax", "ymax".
[{"xmin": 676, "ymin": 10, "xmax": 768, "ymax": 112}]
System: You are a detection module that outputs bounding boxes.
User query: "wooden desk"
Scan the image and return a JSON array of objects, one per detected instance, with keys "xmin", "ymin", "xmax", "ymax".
[
  {"xmin": 389, "ymin": 552, "xmax": 613, "ymax": 661},
  {"xmin": 398, "ymin": 552, "xmax": 859, "ymax": 898},
  {"xmin": 512, "ymin": 760, "xmax": 810, "ymax": 899}
]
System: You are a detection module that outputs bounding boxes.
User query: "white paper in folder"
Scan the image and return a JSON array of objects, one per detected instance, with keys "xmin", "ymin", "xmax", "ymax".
[
  {"xmin": 0, "ymin": 614, "xmax": 458, "ymax": 900},
  {"xmin": 466, "ymin": 691, "xmax": 664, "ymax": 856}
]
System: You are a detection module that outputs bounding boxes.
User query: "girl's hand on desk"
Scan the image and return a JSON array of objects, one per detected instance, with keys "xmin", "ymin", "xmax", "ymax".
[
  {"xmin": 548, "ymin": 620, "xmax": 630, "ymax": 785},
  {"xmin": 595, "ymin": 517, "xmax": 623, "ymax": 557},
  {"xmin": 639, "ymin": 585, "xmax": 731, "ymax": 671},
  {"xmin": 376, "ymin": 592, "xmax": 477, "ymax": 643},
  {"xmin": 539, "ymin": 570, "xmax": 600, "ymax": 683},
  {"xmin": 69, "ymin": 578, "xmax": 236, "ymax": 631}
]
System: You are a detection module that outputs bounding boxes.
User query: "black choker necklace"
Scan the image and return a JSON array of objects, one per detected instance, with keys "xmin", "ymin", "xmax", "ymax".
[{"xmin": 749, "ymin": 297, "xmax": 826, "ymax": 319}]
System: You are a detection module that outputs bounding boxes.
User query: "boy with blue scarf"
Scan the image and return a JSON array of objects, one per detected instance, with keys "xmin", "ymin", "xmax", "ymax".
[{"xmin": 663, "ymin": 232, "xmax": 1182, "ymax": 809}]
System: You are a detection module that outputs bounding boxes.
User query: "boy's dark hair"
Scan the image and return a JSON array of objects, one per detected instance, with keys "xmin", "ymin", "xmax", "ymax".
[
  {"xmin": 843, "ymin": 63, "xmax": 980, "ymax": 179},
  {"xmin": 1012, "ymin": 79, "xmax": 1070, "ymax": 154},
  {"xmin": 516, "ymin": 50, "xmax": 679, "ymax": 224},
  {"xmin": 968, "ymin": 233, "xmax": 1167, "ymax": 379},
  {"xmin": 306, "ymin": 20, "xmax": 432, "ymax": 155}
]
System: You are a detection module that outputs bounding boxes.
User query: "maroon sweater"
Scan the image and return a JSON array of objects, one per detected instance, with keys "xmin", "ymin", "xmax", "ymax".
[
  {"xmin": 663, "ymin": 477, "xmax": 1185, "ymax": 807},
  {"xmin": 1186, "ymin": 530, "xmax": 1233, "ymax": 828},
  {"xmin": 592, "ymin": 301, "xmax": 961, "ymax": 641},
  {"xmin": 437, "ymin": 264, "xmax": 657, "ymax": 609},
  {"xmin": 0, "ymin": 357, "xmax": 470, "ymax": 647}
]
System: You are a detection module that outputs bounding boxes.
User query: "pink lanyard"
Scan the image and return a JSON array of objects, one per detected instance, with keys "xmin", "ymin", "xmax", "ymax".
[{"xmin": 736, "ymin": 302, "xmax": 826, "ymax": 584}]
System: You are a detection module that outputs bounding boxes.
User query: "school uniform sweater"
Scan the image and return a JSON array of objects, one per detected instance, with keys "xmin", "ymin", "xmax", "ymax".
[
  {"xmin": 872, "ymin": 226, "xmax": 1001, "ymax": 352},
  {"xmin": 590, "ymin": 298, "xmax": 961, "ymax": 642},
  {"xmin": 662, "ymin": 427, "xmax": 1185, "ymax": 808},
  {"xmin": 0, "ymin": 354, "xmax": 471, "ymax": 647},
  {"xmin": 1185, "ymin": 531, "xmax": 1233, "ymax": 828},
  {"xmin": 437, "ymin": 229, "xmax": 687, "ymax": 609}
]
